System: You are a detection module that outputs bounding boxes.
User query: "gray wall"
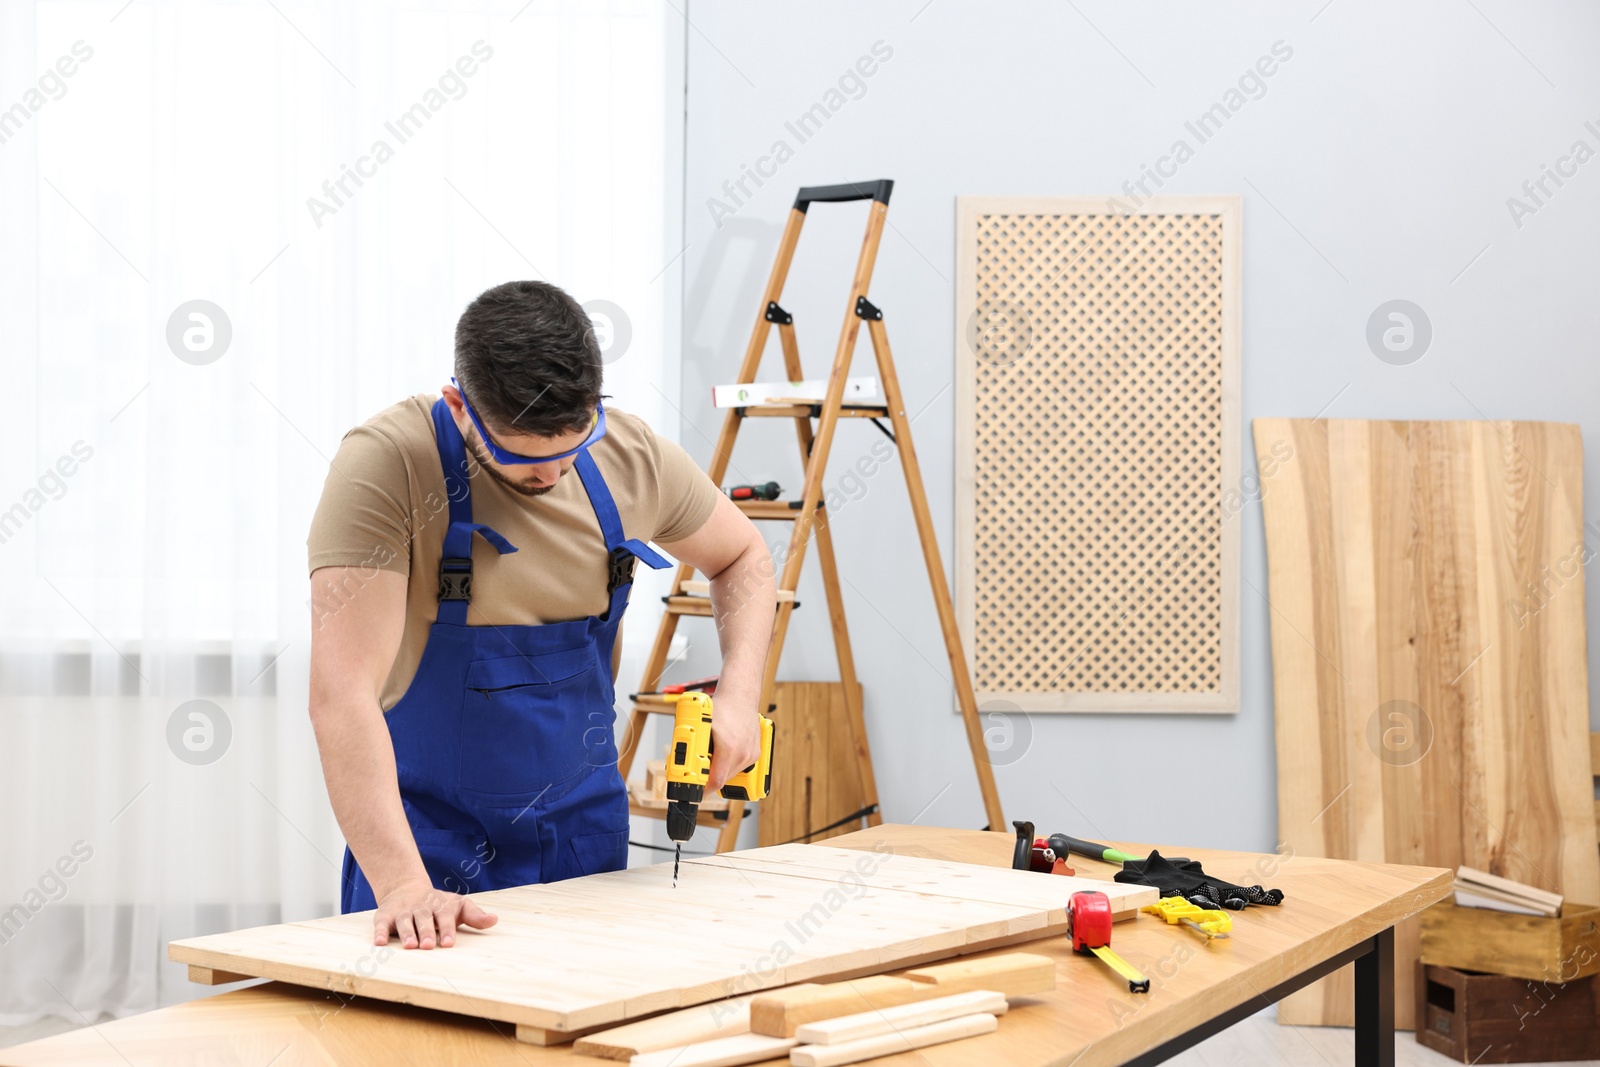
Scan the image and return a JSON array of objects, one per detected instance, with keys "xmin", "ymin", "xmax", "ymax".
[{"xmin": 675, "ymin": 0, "xmax": 1600, "ymax": 854}]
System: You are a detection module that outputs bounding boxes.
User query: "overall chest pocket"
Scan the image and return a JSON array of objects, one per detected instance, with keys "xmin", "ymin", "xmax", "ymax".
[{"xmin": 459, "ymin": 647, "xmax": 616, "ymax": 796}]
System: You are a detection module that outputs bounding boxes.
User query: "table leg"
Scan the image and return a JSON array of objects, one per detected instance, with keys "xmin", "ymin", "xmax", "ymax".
[{"xmin": 1353, "ymin": 926, "xmax": 1394, "ymax": 1067}]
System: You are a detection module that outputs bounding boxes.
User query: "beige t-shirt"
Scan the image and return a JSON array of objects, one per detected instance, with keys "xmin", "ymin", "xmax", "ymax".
[{"xmin": 307, "ymin": 395, "xmax": 719, "ymax": 709}]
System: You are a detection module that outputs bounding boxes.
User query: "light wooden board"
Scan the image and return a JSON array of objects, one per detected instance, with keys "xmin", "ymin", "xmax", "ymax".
[
  {"xmin": 1254, "ymin": 418, "xmax": 1600, "ymax": 1029},
  {"xmin": 168, "ymin": 843, "xmax": 1153, "ymax": 1035},
  {"xmin": 955, "ymin": 195, "xmax": 1241, "ymax": 712},
  {"xmin": 758, "ymin": 682, "xmax": 868, "ymax": 847}
]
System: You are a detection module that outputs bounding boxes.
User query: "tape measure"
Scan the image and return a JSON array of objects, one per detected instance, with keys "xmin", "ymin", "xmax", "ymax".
[{"xmin": 1068, "ymin": 890, "xmax": 1149, "ymax": 993}]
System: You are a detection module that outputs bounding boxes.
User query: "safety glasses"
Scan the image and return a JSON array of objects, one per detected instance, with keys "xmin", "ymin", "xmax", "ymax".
[{"xmin": 453, "ymin": 377, "xmax": 606, "ymax": 464}]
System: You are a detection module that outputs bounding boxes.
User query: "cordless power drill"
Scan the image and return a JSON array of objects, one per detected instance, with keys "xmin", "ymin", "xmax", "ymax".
[{"xmin": 662, "ymin": 691, "xmax": 774, "ymax": 884}]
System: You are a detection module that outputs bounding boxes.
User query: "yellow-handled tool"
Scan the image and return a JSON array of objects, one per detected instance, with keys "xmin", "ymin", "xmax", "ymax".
[
  {"xmin": 1141, "ymin": 896, "xmax": 1233, "ymax": 941},
  {"xmin": 662, "ymin": 691, "xmax": 774, "ymax": 884}
]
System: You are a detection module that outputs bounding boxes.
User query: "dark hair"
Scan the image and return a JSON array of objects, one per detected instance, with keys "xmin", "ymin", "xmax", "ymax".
[{"xmin": 453, "ymin": 280, "xmax": 603, "ymax": 437}]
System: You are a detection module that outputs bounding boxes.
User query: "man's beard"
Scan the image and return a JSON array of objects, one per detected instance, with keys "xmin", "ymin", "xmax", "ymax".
[{"xmin": 465, "ymin": 437, "xmax": 558, "ymax": 498}]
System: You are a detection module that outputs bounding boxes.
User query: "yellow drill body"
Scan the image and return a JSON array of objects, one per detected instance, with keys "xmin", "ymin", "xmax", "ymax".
[{"xmin": 662, "ymin": 691, "xmax": 774, "ymax": 843}]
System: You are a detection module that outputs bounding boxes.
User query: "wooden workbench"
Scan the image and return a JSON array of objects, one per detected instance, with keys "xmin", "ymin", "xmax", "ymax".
[{"xmin": 1, "ymin": 824, "xmax": 1449, "ymax": 1067}]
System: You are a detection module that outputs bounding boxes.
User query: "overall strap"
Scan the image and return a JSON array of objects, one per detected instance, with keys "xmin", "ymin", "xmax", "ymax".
[
  {"xmin": 574, "ymin": 450, "xmax": 669, "ymax": 594},
  {"xmin": 430, "ymin": 398, "xmax": 517, "ymax": 624}
]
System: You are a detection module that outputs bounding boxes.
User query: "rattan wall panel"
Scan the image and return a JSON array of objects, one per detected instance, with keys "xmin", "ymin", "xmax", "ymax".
[{"xmin": 954, "ymin": 197, "xmax": 1240, "ymax": 712}]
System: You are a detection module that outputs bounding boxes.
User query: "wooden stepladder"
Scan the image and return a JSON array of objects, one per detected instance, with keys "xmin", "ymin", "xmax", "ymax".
[{"xmin": 620, "ymin": 180, "xmax": 1005, "ymax": 852}]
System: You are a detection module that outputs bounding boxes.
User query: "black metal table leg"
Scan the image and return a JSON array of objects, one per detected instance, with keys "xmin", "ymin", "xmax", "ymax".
[
  {"xmin": 1123, "ymin": 927, "xmax": 1398, "ymax": 1066},
  {"xmin": 1353, "ymin": 926, "xmax": 1395, "ymax": 1067}
]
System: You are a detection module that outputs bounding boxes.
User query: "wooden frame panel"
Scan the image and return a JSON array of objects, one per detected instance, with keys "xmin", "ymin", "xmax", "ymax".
[{"xmin": 955, "ymin": 196, "xmax": 1241, "ymax": 712}]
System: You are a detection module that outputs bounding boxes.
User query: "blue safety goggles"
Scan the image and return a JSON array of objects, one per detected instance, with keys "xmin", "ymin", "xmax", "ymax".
[{"xmin": 453, "ymin": 377, "xmax": 606, "ymax": 464}]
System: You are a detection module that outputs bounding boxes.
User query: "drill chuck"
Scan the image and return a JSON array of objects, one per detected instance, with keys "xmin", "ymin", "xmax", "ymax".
[{"xmin": 665, "ymin": 781, "xmax": 704, "ymax": 842}]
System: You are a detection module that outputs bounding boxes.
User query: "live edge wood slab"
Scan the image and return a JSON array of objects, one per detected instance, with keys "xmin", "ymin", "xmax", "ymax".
[{"xmin": 2, "ymin": 826, "xmax": 1451, "ymax": 1067}]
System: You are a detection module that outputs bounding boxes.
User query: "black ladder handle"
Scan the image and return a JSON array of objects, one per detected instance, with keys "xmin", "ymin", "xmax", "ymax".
[{"xmin": 793, "ymin": 179, "xmax": 893, "ymax": 212}]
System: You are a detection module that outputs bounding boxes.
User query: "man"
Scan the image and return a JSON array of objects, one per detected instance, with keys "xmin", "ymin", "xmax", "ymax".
[{"xmin": 307, "ymin": 280, "xmax": 774, "ymax": 950}]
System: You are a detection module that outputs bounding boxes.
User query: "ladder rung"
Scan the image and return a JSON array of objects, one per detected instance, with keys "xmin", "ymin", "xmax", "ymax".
[
  {"xmin": 738, "ymin": 404, "xmax": 889, "ymax": 419},
  {"xmin": 681, "ymin": 579, "xmax": 796, "ymax": 601},
  {"xmin": 732, "ymin": 499, "xmax": 823, "ymax": 519},
  {"xmin": 663, "ymin": 595, "xmax": 798, "ymax": 615},
  {"xmin": 631, "ymin": 693, "xmax": 676, "ymax": 713}
]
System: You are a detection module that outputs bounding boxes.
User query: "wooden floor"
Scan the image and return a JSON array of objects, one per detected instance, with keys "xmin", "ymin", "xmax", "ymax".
[{"xmin": 7, "ymin": 1008, "xmax": 1598, "ymax": 1065}]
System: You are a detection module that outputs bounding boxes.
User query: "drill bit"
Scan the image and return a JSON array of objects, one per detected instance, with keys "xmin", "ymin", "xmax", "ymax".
[{"xmin": 667, "ymin": 797, "xmax": 696, "ymax": 889}]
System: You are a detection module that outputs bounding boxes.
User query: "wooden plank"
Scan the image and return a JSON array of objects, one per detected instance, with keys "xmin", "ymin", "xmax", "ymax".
[
  {"xmin": 573, "ymin": 1000, "xmax": 751, "ymax": 1060},
  {"xmin": 789, "ymin": 1012, "xmax": 999, "ymax": 1067},
  {"xmin": 794, "ymin": 989, "xmax": 1008, "ymax": 1044},
  {"xmin": 904, "ymin": 953, "xmax": 1055, "ymax": 994},
  {"xmin": 169, "ymin": 845, "xmax": 1084, "ymax": 1037},
  {"xmin": 750, "ymin": 952, "xmax": 1053, "ymax": 1037},
  {"xmin": 627, "ymin": 1032, "xmax": 798, "ymax": 1067},
  {"xmin": 1255, "ymin": 418, "xmax": 1600, "ymax": 1029}
]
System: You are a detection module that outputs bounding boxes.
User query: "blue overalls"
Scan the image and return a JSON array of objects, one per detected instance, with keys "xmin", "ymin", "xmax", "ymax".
[{"xmin": 340, "ymin": 398, "xmax": 669, "ymax": 912}]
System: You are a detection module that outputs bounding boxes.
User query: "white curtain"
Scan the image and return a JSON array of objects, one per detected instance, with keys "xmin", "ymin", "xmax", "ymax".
[{"xmin": 0, "ymin": 0, "xmax": 682, "ymax": 1022}]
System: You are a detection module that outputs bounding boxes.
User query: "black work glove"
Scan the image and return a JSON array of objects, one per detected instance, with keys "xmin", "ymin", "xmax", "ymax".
[{"xmin": 1113, "ymin": 850, "xmax": 1286, "ymax": 910}]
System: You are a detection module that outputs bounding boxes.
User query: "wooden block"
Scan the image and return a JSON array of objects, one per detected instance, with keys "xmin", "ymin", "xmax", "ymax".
[
  {"xmin": 646, "ymin": 760, "xmax": 667, "ymax": 802},
  {"xmin": 750, "ymin": 976, "xmax": 920, "ymax": 1037},
  {"xmin": 794, "ymin": 989, "xmax": 1007, "ymax": 1045},
  {"xmin": 904, "ymin": 952, "xmax": 1055, "ymax": 995},
  {"xmin": 516, "ymin": 1022, "xmax": 605, "ymax": 1046},
  {"xmin": 574, "ymin": 999, "xmax": 751, "ymax": 1060},
  {"xmin": 1420, "ymin": 900, "xmax": 1600, "ymax": 983},
  {"xmin": 628, "ymin": 1031, "xmax": 798, "ymax": 1067},
  {"xmin": 186, "ymin": 965, "xmax": 253, "ymax": 985},
  {"xmin": 790, "ymin": 1012, "xmax": 998, "ymax": 1067},
  {"xmin": 751, "ymin": 953, "xmax": 1051, "ymax": 1037}
]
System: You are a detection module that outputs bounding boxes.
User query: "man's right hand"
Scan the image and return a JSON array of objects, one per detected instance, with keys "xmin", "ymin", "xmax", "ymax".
[{"xmin": 373, "ymin": 879, "xmax": 499, "ymax": 949}]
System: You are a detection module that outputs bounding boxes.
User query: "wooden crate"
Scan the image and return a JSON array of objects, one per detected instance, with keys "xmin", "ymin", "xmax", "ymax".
[
  {"xmin": 1421, "ymin": 900, "xmax": 1600, "ymax": 983},
  {"xmin": 1415, "ymin": 962, "xmax": 1600, "ymax": 1062}
]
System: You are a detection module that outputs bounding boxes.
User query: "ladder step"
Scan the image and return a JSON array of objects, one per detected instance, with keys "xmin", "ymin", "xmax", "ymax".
[
  {"xmin": 738, "ymin": 404, "xmax": 889, "ymax": 419},
  {"xmin": 682, "ymin": 579, "xmax": 797, "ymax": 601},
  {"xmin": 733, "ymin": 499, "xmax": 822, "ymax": 520},
  {"xmin": 663, "ymin": 595, "xmax": 798, "ymax": 615}
]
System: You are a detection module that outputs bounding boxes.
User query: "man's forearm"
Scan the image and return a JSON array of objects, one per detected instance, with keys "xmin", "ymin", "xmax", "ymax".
[
  {"xmin": 310, "ymin": 695, "xmax": 428, "ymax": 899},
  {"xmin": 707, "ymin": 539, "xmax": 776, "ymax": 712}
]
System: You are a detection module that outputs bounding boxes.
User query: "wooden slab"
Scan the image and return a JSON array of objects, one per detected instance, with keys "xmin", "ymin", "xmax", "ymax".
[
  {"xmin": 759, "ymin": 682, "xmax": 868, "ymax": 846},
  {"xmin": 168, "ymin": 843, "xmax": 1151, "ymax": 1037},
  {"xmin": 1254, "ymin": 418, "xmax": 1600, "ymax": 1028}
]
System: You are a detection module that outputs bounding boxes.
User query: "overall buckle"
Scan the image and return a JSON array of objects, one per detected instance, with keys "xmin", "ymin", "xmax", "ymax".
[
  {"xmin": 438, "ymin": 557, "xmax": 473, "ymax": 601},
  {"xmin": 606, "ymin": 546, "xmax": 637, "ymax": 595}
]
